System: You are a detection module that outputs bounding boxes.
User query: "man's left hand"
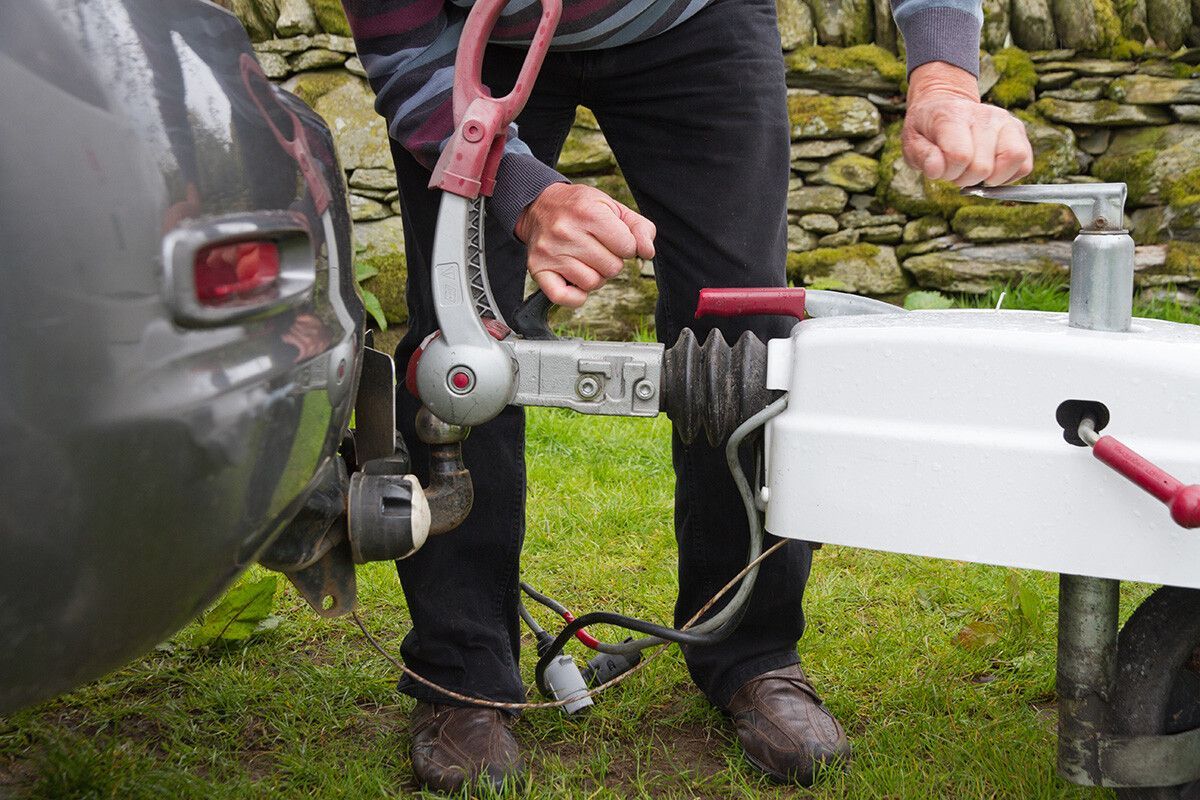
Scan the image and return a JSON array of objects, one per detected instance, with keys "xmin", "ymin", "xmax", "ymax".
[{"xmin": 903, "ymin": 61, "xmax": 1034, "ymax": 187}]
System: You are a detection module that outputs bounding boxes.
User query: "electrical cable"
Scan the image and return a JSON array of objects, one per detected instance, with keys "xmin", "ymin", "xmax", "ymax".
[
  {"xmin": 350, "ymin": 394, "xmax": 790, "ymax": 709},
  {"xmin": 577, "ymin": 396, "xmax": 787, "ymax": 659},
  {"xmin": 517, "ymin": 600, "xmax": 545, "ymax": 636},
  {"xmin": 519, "ymin": 581, "xmax": 611, "ymax": 652},
  {"xmin": 532, "ymin": 396, "xmax": 789, "ymax": 694},
  {"xmin": 350, "ymin": 537, "xmax": 788, "ymax": 711}
]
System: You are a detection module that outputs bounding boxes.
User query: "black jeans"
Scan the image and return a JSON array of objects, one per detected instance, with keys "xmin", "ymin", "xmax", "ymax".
[{"xmin": 389, "ymin": 0, "xmax": 812, "ymax": 710}]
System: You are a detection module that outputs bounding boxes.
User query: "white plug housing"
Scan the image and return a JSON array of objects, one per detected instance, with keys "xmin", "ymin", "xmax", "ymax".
[{"xmin": 544, "ymin": 654, "xmax": 593, "ymax": 715}]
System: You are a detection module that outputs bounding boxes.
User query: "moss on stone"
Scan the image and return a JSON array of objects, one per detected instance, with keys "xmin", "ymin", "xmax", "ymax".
[
  {"xmin": 787, "ymin": 243, "xmax": 880, "ymax": 279},
  {"xmin": 356, "ymin": 255, "xmax": 408, "ymax": 324},
  {"xmin": 951, "ymin": 203, "xmax": 1078, "ymax": 241},
  {"xmin": 1165, "ymin": 241, "xmax": 1200, "ymax": 277},
  {"xmin": 790, "ymin": 44, "xmax": 906, "ymax": 82},
  {"xmin": 1166, "ymin": 167, "xmax": 1200, "ymax": 208},
  {"xmin": 1113, "ymin": 0, "xmax": 1149, "ymax": 40},
  {"xmin": 925, "ymin": 181, "xmax": 977, "ymax": 217},
  {"xmin": 876, "ymin": 121, "xmax": 904, "ymax": 203},
  {"xmin": 557, "ymin": 127, "xmax": 617, "ymax": 175},
  {"xmin": 816, "ymin": 152, "xmax": 880, "ymax": 191},
  {"xmin": 787, "ymin": 94, "xmax": 880, "ymax": 139},
  {"xmin": 1091, "ymin": 0, "xmax": 1126, "ymax": 53},
  {"xmin": 1108, "ymin": 37, "xmax": 1145, "ymax": 59},
  {"xmin": 1092, "ymin": 126, "xmax": 1165, "ymax": 204},
  {"xmin": 311, "ymin": 0, "xmax": 352, "ymax": 35},
  {"xmin": 574, "ymin": 106, "xmax": 601, "ymax": 130},
  {"xmin": 988, "ymin": 48, "xmax": 1037, "ymax": 108},
  {"xmin": 288, "ymin": 69, "xmax": 349, "ymax": 107}
]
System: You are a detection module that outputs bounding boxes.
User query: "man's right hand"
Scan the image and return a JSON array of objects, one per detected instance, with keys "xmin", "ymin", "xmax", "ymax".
[{"xmin": 514, "ymin": 182, "xmax": 656, "ymax": 308}]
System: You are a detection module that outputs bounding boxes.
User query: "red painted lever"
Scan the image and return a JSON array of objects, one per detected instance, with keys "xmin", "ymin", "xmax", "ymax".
[
  {"xmin": 1091, "ymin": 435, "xmax": 1200, "ymax": 528},
  {"xmin": 430, "ymin": 0, "xmax": 562, "ymax": 198},
  {"xmin": 694, "ymin": 288, "xmax": 807, "ymax": 321}
]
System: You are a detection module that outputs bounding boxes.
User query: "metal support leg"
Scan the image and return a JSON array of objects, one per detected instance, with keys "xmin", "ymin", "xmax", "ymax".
[{"xmin": 1057, "ymin": 573, "xmax": 1121, "ymax": 786}]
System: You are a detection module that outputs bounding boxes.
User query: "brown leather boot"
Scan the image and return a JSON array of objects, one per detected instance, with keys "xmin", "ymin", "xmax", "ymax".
[
  {"xmin": 409, "ymin": 703, "xmax": 525, "ymax": 793},
  {"xmin": 726, "ymin": 664, "xmax": 851, "ymax": 785}
]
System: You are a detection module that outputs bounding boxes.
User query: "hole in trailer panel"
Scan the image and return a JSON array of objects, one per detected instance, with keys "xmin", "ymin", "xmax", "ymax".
[{"xmin": 1056, "ymin": 399, "xmax": 1110, "ymax": 447}]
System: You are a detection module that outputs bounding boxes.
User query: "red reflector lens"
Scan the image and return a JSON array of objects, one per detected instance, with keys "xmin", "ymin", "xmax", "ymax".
[{"xmin": 194, "ymin": 241, "xmax": 280, "ymax": 303}]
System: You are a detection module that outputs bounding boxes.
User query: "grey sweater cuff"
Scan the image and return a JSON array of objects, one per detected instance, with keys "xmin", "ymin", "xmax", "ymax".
[
  {"xmin": 489, "ymin": 153, "xmax": 569, "ymax": 236},
  {"xmin": 898, "ymin": 7, "xmax": 982, "ymax": 77}
]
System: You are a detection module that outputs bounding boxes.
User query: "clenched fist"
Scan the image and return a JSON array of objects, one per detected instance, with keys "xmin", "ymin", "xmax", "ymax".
[
  {"xmin": 903, "ymin": 61, "xmax": 1034, "ymax": 187},
  {"xmin": 514, "ymin": 182, "xmax": 656, "ymax": 308}
]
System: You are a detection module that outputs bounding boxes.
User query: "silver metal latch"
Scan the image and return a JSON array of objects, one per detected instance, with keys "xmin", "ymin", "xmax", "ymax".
[{"xmin": 963, "ymin": 183, "xmax": 1134, "ymax": 333}]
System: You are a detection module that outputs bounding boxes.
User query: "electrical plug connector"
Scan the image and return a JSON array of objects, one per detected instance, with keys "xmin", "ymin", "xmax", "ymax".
[
  {"xmin": 582, "ymin": 647, "xmax": 642, "ymax": 687},
  {"xmin": 535, "ymin": 631, "xmax": 592, "ymax": 714}
]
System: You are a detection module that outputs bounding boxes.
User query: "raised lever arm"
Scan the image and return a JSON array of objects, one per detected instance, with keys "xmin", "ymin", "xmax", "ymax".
[
  {"xmin": 429, "ymin": 0, "xmax": 562, "ymax": 198},
  {"xmin": 962, "ymin": 183, "xmax": 1127, "ymax": 232}
]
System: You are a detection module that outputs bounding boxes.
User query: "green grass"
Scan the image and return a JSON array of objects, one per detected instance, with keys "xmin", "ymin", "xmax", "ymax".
[
  {"xmin": 3, "ymin": 281, "xmax": 1192, "ymax": 798},
  {"xmin": 960, "ymin": 279, "xmax": 1200, "ymax": 325}
]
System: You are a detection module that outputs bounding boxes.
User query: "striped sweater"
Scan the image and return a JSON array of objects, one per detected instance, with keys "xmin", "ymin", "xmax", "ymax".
[{"xmin": 340, "ymin": 0, "xmax": 984, "ymax": 233}]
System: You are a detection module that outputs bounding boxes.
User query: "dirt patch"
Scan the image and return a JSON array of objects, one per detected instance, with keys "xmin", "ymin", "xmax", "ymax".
[
  {"xmin": 526, "ymin": 714, "xmax": 736, "ymax": 796},
  {"xmin": 0, "ymin": 754, "xmax": 38, "ymax": 797}
]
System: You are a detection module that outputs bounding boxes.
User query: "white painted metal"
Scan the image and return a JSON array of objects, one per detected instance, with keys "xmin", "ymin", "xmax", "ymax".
[{"xmin": 764, "ymin": 309, "xmax": 1200, "ymax": 589}]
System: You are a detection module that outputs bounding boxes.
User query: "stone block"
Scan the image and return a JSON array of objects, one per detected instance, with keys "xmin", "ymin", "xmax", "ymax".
[
  {"xmin": 1092, "ymin": 124, "xmax": 1200, "ymax": 206},
  {"xmin": 950, "ymin": 204, "xmax": 1079, "ymax": 242},
  {"xmin": 788, "ymin": 185, "xmax": 849, "ymax": 214},
  {"xmin": 788, "ymin": 93, "xmax": 881, "ymax": 139},
  {"xmin": 785, "ymin": 45, "xmax": 904, "ymax": 96},
  {"xmin": 903, "ymin": 242, "xmax": 1072, "ymax": 293},
  {"xmin": 812, "ymin": 153, "xmax": 880, "ymax": 192},
  {"xmin": 1034, "ymin": 97, "xmax": 1172, "ymax": 125},
  {"xmin": 354, "ymin": 216, "xmax": 408, "ymax": 324},
  {"xmin": 276, "ymin": 0, "xmax": 318, "ymax": 36},
  {"xmin": 286, "ymin": 71, "xmax": 391, "ymax": 169},
  {"xmin": 787, "ymin": 244, "xmax": 908, "ymax": 294}
]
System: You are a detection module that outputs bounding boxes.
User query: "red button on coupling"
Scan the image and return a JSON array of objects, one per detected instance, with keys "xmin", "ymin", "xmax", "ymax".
[{"xmin": 448, "ymin": 366, "xmax": 475, "ymax": 394}]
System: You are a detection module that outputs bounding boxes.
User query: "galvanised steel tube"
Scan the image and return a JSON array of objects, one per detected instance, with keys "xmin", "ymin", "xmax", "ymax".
[
  {"xmin": 1068, "ymin": 231, "xmax": 1135, "ymax": 333},
  {"xmin": 1057, "ymin": 573, "xmax": 1121, "ymax": 786}
]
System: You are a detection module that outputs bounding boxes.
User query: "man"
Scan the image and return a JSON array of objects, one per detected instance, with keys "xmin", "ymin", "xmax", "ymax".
[{"xmin": 339, "ymin": 0, "xmax": 1033, "ymax": 791}]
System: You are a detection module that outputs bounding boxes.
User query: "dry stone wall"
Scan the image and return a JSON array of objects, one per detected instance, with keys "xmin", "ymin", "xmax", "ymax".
[{"xmin": 226, "ymin": 0, "xmax": 1200, "ymax": 336}]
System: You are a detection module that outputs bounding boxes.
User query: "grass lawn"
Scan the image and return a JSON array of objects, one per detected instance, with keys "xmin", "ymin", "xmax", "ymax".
[{"xmin": 1, "ymin": 281, "xmax": 1193, "ymax": 799}]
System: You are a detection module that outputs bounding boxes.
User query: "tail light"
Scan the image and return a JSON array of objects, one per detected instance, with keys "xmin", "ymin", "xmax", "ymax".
[
  {"xmin": 194, "ymin": 241, "xmax": 280, "ymax": 303},
  {"xmin": 164, "ymin": 211, "xmax": 314, "ymax": 327}
]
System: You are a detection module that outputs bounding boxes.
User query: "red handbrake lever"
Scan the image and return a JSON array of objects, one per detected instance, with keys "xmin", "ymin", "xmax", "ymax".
[{"xmin": 1081, "ymin": 417, "xmax": 1200, "ymax": 529}]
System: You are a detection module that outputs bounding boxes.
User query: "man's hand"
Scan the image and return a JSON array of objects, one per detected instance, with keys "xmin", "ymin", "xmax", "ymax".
[
  {"xmin": 514, "ymin": 182, "xmax": 656, "ymax": 308},
  {"xmin": 903, "ymin": 61, "xmax": 1034, "ymax": 187}
]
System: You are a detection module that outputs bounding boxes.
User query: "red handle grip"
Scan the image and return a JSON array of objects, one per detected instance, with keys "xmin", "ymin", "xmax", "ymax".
[
  {"xmin": 1092, "ymin": 436, "xmax": 1200, "ymax": 528},
  {"xmin": 453, "ymin": 0, "xmax": 561, "ymax": 127},
  {"xmin": 694, "ymin": 288, "xmax": 807, "ymax": 321},
  {"xmin": 430, "ymin": 0, "xmax": 562, "ymax": 198}
]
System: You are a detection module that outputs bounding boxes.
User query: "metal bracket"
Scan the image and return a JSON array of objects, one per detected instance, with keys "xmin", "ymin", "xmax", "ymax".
[
  {"xmin": 506, "ymin": 339, "xmax": 663, "ymax": 416},
  {"xmin": 962, "ymin": 183, "xmax": 1127, "ymax": 232}
]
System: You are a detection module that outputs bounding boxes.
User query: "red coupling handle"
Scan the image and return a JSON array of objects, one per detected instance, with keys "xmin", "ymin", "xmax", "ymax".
[
  {"xmin": 694, "ymin": 288, "xmax": 807, "ymax": 321},
  {"xmin": 430, "ymin": 0, "xmax": 562, "ymax": 198},
  {"xmin": 1091, "ymin": 435, "xmax": 1200, "ymax": 528}
]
